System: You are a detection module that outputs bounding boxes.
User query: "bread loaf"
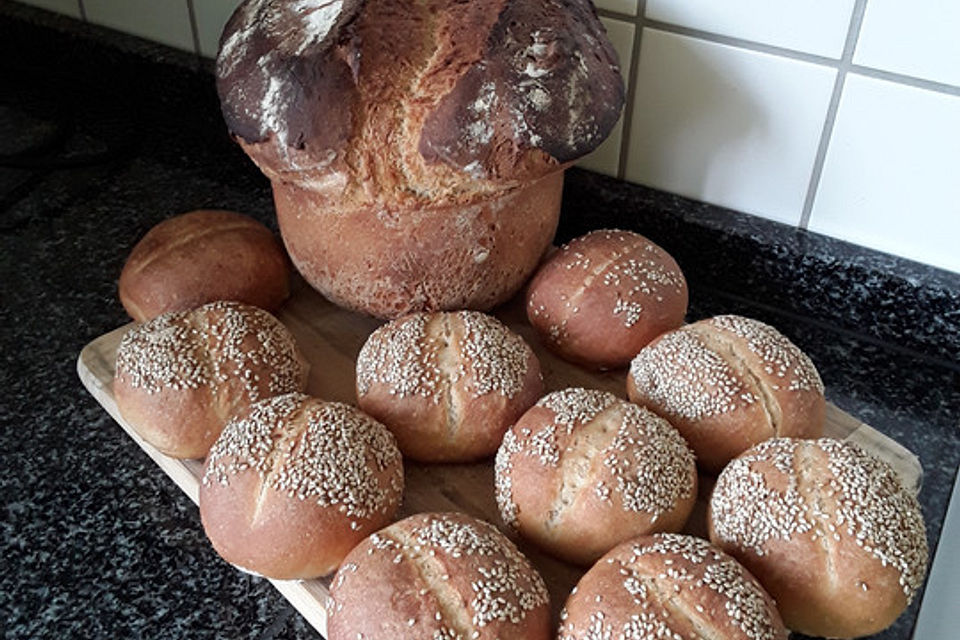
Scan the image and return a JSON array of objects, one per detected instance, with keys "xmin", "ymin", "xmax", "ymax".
[
  {"xmin": 199, "ymin": 393, "xmax": 404, "ymax": 580},
  {"xmin": 118, "ymin": 210, "xmax": 289, "ymax": 322},
  {"xmin": 356, "ymin": 310, "xmax": 543, "ymax": 462},
  {"xmin": 558, "ymin": 534, "xmax": 788, "ymax": 640},
  {"xmin": 215, "ymin": 0, "xmax": 625, "ymax": 317},
  {"xmin": 708, "ymin": 437, "xmax": 928, "ymax": 638},
  {"xmin": 328, "ymin": 512, "xmax": 551, "ymax": 640},
  {"xmin": 113, "ymin": 301, "xmax": 308, "ymax": 459},
  {"xmin": 526, "ymin": 229, "xmax": 688, "ymax": 369},
  {"xmin": 494, "ymin": 388, "xmax": 697, "ymax": 565},
  {"xmin": 627, "ymin": 315, "xmax": 825, "ymax": 473}
]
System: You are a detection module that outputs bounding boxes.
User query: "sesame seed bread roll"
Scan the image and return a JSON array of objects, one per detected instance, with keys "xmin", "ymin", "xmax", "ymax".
[
  {"xmin": 708, "ymin": 438, "xmax": 928, "ymax": 638},
  {"xmin": 525, "ymin": 229, "xmax": 688, "ymax": 370},
  {"xmin": 627, "ymin": 315, "xmax": 825, "ymax": 473},
  {"xmin": 356, "ymin": 311, "xmax": 543, "ymax": 462},
  {"xmin": 113, "ymin": 301, "xmax": 308, "ymax": 459},
  {"xmin": 216, "ymin": 0, "xmax": 625, "ymax": 318},
  {"xmin": 328, "ymin": 512, "xmax": 550, "ymax": 640},
  {"xmin": 199, "ymin": 393, "xmax": 404, "ymax": 580},
  {"xmin": 118, "ymin": 210, "xmax": 290, "ymax": 322},
  {"xmin": 557, "ymin": 534, "xmax": 788, "ymax": 640},
  {"xmin": 494, "ymin": 388, "xmax": 697, "ymax": 566}
]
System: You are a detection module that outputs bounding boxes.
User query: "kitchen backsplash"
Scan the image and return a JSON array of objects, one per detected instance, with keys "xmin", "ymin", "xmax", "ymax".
[{"xmin": 18, "ymin": 0, "xmax": 960, "ymax": 274}]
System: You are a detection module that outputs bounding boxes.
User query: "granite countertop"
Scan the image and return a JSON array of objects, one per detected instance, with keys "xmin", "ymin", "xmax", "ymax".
[{"xmin": 1, "ymin": 5, "xmax": 958, "ymax": 639}]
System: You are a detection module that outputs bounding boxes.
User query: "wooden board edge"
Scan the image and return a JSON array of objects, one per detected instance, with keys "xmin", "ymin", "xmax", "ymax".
[{"xmin": 76, "ymin": 341, "xmax": 333, "ymax": 638}]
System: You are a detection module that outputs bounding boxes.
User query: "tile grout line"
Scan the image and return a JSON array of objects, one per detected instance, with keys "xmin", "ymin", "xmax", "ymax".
[
  {"xmin": 614, "ymin": 1, "xmax": 647, "ymax": 181},
  {"xmin": 185, "ymin": 0, "xmax": 202, "ymax": 58},
  {"xmin": 850, "ymin": 64, "xmax": 960, "ymax": 98},
  {"xmin": 798, "ymin": 0, "xmax": 869, "ymax": 231}
]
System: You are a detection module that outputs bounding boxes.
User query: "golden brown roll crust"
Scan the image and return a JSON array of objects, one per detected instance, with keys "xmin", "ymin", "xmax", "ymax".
[
  {"xmin": 118, "ymin": 210, "xmax": 290, "ymax": 322},
  {"xmin": 356, "ymin": 310, "xmax": 543, "ymax": 462},
  {"xmin": 708, "ymin": 437, "xmax": 928, "ymax": 638},
  {"xmin": 274, "ymin": 171, "xmax": 562, "ymax": 318},
  {"xmin": 494, "ymin": 388, "xmax": 696, "ymax": 566},
  {"xmin": 526, "ymin": 229, "xmax": 688, "ymax": 369},
  {"xmin": 199, "ymin": 393, "xmax": 404, "ymax": 580},
  {"xmin": 558, "ymin": 534, "xmax": 788, "ymax": 640},
  {"xmin": 328, "ymin": 512, "xmax": 551, "ymax": 640},
  {"xmin": 113, "ymin": 301, "xmax": 308, "ymax": 459},
  {"xmin": 627, "ymin": 315, "xmax": 825, "ymax": 473}
]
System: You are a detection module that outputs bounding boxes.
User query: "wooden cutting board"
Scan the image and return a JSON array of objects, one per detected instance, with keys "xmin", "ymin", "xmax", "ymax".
[{"xmin": 77, "ymin": 276, "xmax": 923, "ymax": 638}]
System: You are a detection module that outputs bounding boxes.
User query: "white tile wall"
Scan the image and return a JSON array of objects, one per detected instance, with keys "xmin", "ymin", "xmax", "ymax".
[
  {"xmin": 645, "ymin": 0, "xmax": 856, "ymax": 59},
  {"xmin": 193, "ymin": 0, "xmax": 243, "ymax": 58},
  {"xmin": 809, "ymin": 74, "xmax": 960, "ymax": 274},
  {"xmin": 15, "ymin": 0, "xmax": 80, "ymax": 18},
  {"xmin": 11, "ymin": 0, "xmax": 960, "ymax": 274},
  {"xmin": 83, "ymin": 0, "xmax": 195, "ymax": 52},
  {"xmin": 593, "ymin": 0, "xmax": 638, "ymax": 17},
  {"xmin": 578, "ymin": 17, "xmax": 635, "ymax": 177},
  {"xmin": 625, "ymin": 29, "xmax": 835, "ymax": 225},
  {"xmin": 855, "ymin": 0, "xmax": 960, "ymax": 88}
]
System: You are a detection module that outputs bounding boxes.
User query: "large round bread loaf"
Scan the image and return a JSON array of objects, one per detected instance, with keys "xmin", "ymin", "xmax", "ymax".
[
  {"xmin": 199, "ymin": 393, "xmax": 404, "ymax": 580},
  {"xmin": 215, "ymin": 0, "xmax": 625, "ymax": 317},
  {"xmin": 708, "ymin": 437, "xmax": 928, "ymax": 638},
  {"xmin": 627, "ymin": 314, "xmax": 825, "ymax": 473},
  {"xmin": 118, "ymin": 210, "xmax": 290, "ymax": 322},
  {"xmin": 113, "ymin": 301, "xmax": 308, "ymax": 459},
  {"xmin": 328, "ymin": 512, "xmax": 551, "ymax": 640},
  {"xmin": 495, "ymin": 388, "xmax": 697, "ymax": 565}
]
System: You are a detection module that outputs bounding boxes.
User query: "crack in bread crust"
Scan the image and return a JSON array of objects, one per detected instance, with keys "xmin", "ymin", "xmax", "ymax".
[{"xmin": 387, "ymin": 526, "xmax": 477, "ymax": 640}]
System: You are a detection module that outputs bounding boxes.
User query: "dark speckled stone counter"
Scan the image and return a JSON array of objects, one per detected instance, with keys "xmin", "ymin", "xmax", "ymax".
[{"xmin": 1, "ymin": 4, "xmax": 957, "ymax": 639}]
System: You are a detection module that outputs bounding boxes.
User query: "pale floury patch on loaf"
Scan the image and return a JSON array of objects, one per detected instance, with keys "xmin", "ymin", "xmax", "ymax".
[{"xmin": 710, "ymin": 437, "xmax": 928, "ymax": 602}]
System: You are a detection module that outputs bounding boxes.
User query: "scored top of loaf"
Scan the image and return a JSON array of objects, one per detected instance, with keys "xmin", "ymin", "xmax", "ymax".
[{"xmin": 216, "ymin": 0, "xmax": 624, "ymax": 205}]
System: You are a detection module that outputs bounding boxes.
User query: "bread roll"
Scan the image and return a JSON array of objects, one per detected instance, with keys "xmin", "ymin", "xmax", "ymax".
[
  {"xmin": 526, "ymin": 229, "xmax": 688, "ymax": 369},
  {"xmin": 558, "ymin": 534, "xmax": 788, "ymax": 640},
  {"xmin": 627, "ymin": 315, "xmax": 825, "ymax": 473},
  {"xmin": 494, "ymin": 388, "xmax": 696, "ymax": 566},
  {"xmin": 215, "ymin": 0, "xmax": 625, "ymax": 317},
  {"xmin": 113, "ymin": 301, "xmax": 308, "ymax": 459},
  {"xmin": 708, "ymin": 437, "xmax": 928, "ymax": 638},
  {"xmin": 118, "ymin": 209, "xmax": 289, "ymax": 322},
  {"xmin": 199, "ymin": 393, "xmax": 404, "ymax": 580},
  {"xmin": 328, "ymin": 512, "xmax": 550, "ymax": 640},
  {"xmin": 356, "ymin": 311, "xmax": 543, "ymax": 462}
]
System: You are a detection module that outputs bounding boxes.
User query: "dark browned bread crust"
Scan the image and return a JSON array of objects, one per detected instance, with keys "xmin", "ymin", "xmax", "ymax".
[{"xmin": 216, "ymin": 0, "xmax": 624, "ymax": 194}]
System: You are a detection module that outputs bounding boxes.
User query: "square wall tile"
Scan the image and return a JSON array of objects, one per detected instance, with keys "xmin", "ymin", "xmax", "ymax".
[
  {"xmin": 626, "ymin": 29, "xmax": 835, "ymax": 225},
  {"xmin": 854, "ymin": 0, "xmax": 960, "ymax": 88},
  {"xmin": 14, "ymin": 0, "xmax": 81, "ymax": 18},
  {"xmin": 83, "ymin": 0, "xmax": 195, "ymax": 52},
  {"xmin": 578, "ymin": 17, "xmax": 635, "ymax": 177},
  {"xmin": 809, "ymin": 74, "xmax": 960, "ymax": 274},
  {"xmin": 193, "ymin": 0, "xmax": 244, "ymax": 58},
  {"xmin": 594, "ymin": 0, "xmax": 637, "ymax": 16},
  {"xmin": 645, "ymin": 0, "xmax": 856, "ymax": 59}
]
